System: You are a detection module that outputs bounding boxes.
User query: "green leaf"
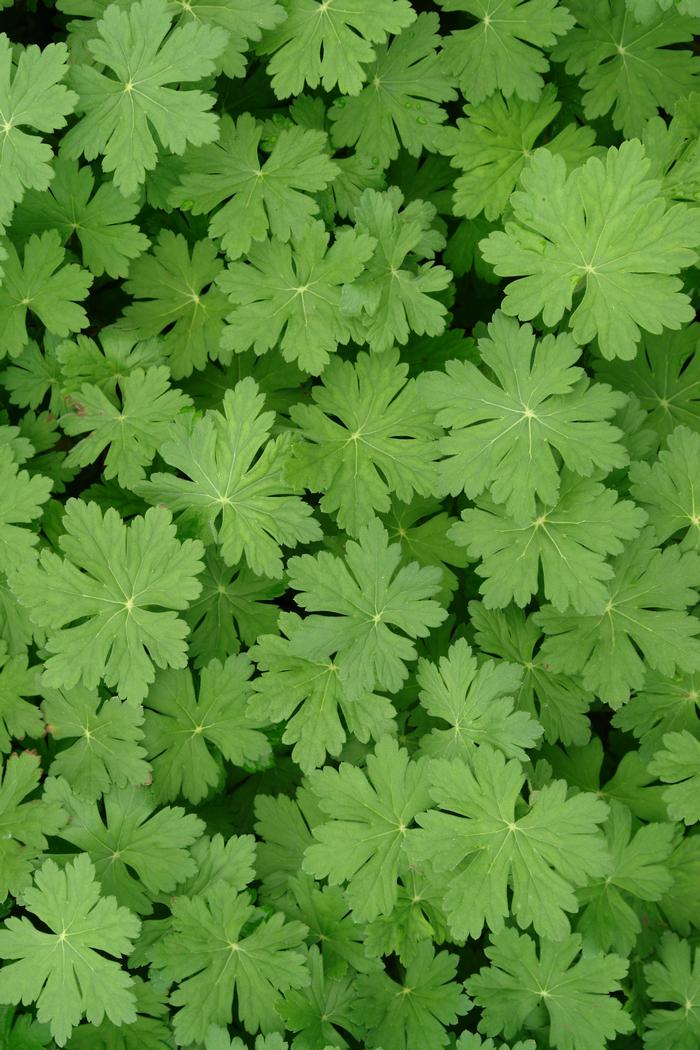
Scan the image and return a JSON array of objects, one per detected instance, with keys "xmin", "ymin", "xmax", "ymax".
[
  {"xmin": 0, "ymin": 753, "xmax": 66, "ymax": 901},
  {"xmin": 249, "ymin": 612, "xmax": 395, "ymax": 773},
  {"xmin": 43, "ymin": 685, "xmax": 150, "ymax": 801},
  {"xmin": 577, "ymin": 801, "xmax": 675, "ymax": 955},
  {"xmin": 258, "ymin": 0, "xmax": 416, "ymax": 97},
  {"xmin": 410, "ymin": 745, "xmax": 610, "ymax": 940},
  {"xmin": 12, "ymin": 154, "xmax": 150, "ymax": 278},
  {"xmin": 452, "ymin": 473, "xmax": 646, "ymax": 613},
  {"xmin": 612, "ymin": 670, "xmax": 700, "ymax": 761},
  {"xmin": 441, "ymin": 84, "xmax": 599, "ymax": 221},
  {"xmin": 340, "ymin": 187, "xmax": 452, "ymax": 353},
  {"xmin": 437, "ymin": 0, "xmax": 574, "ymax": 103},
  {"xmin": 536, "ymin": 529, "xmax": 700, "ymax": 706},
  {"xmin": 60, "ymin": 366, "xmax": 191, "ymax": 488},
  {"xmin": 170, "ymin": 0, "xmax": 286, "ymax": 80},
  {"xmin": 44, "ymin": 777, "xmax": 204, "ymax": 913},
  {"xmin": 183, "ymin": 549, "xmax": 284, "ymax": 668},
  {"xmin": 170, "ymin": 114, "xmax": 338, "ymax": 260},
  {"xmin": 288, "ymin": 517, "xmax": 447, "ymax": 695},
  {"xmin": 0, "ymin": 231, "xmax": 92, "ymax": 359},
  {"xmin": 302, "ymin": 736, "xmax": 432, "ymax": 922},
  {"xmin": 0, "ymin": 446, "xmax": 52, "ymax": 574},
  {"xmin": 416, "ymin": 638, "xmax": 542, "ymax": 761},
  {"xmin": 630, "ymin": 425, "xmax": 700, "ymax": 549},
  {"xmin": 10, "ymin": 500, "xmax": 205, "ymax": 703},
  {"xmin": 143, "ymin": 654, "xmax": 271, "ymax": 804},
  {"xmin": 289, "ymin": 349, "xmax": 442, "ymax": 536},
  {"xmin": 136, "ymin": 378, "xmax": 321, "ymax": 578},
  {"xmin": 480, "ymin": 143, "xmax": 700, "ymax": 360},
  {"xmin": 466, "ymin": 928, "xmax": 634, "ymax": 1050},
  {"xmin": 0, "ymin": 35, "xmax": 77, "ymax": 225},
  {"xmin": 117, "ymin": 231, "xmax": 229, "ymax": 379},
  {"xmin": 643, "ymin": 933, "xmax": 700, "ymax": 1050},
  {"xmin": 422, "ymin": 312, "xmax": 627, "ymax": 522},
  {"xmin": 353, "ymin": 940, "xmax": 469, "ymax": 1050},
  {"xmin": 217, "ymin": 221, "xmax": 374, "ymax": 374},
  {"xmin": 63, "ymin": 0, "xmax": 227, "ymax": 194},
  {"xmin": 278, "ymin": 945, "xmax": 360, "ymax": 1049},
  {"xmin": 0, "ymin": 854, "xmax": 140, "ymax": 1047},
  {"xmin": 647, "ymin": 730, "xmax": 700, "ymax": 824},
  {"xmin": 328, "ymin": 14, "xmax": 457, "ymax": 167},
  {"xmin": 150, "ymin": 883, "xmax": 309, "ymax": 1043},
  {"xmin": 471, "ymin": 602, "xmax": 594, "ymax": 745},
  {"xmin": 553, "ymin": 0, "xmax": 700, "ymax": 138}
]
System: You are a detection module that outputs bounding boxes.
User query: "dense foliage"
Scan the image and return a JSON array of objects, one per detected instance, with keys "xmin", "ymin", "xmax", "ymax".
[{"xmin": 0, "ymin": 0, "xmax": 699, "ymax": 1047}]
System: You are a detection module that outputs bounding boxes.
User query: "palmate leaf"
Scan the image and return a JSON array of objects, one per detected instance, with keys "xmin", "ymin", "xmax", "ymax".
[
  {"xmin": 0, "ymin": 35, "xmax": 77, "ymax": 225},
  {"xmin": 302, "ymin": 736, "xmax": 432, "ymax": 922},
  {"xmin": 436, "ymin": 0, "xmax": 574, "ymax": 103},
  {"xmin": 258, "ymin": 0, "xmax": 416, "ymax": 97},
  {"xmin": 536, "ymin": 529, "xmax": 700, "ymax": 707},
  {"xmin": 643, "ymin": 933, "xmax": 700, "ymax": 1050},
  {"xmin": 136, "ymin": 378, "xmax": 321, "ymax": 579},
  {"xmin": 410, "ymin": 745, "xmax": 610, "ymax": 940},
  {"xmin": 44, "ymin": 777, "xmax": 204, "ymax": 913},
  {"xmin": 0, "ymin": 854, "xmax": 140, "ymax": 1047},
  {"xmin": 10, "ymin": 500, "xmax": 205, "ymax": 703},
  {"xmin": 171, "ymin": 115, "xmax": 338, "ymax": 261},
  {"xmin": 143, "ymin": 654, "xmax": 271, "ymax": 805},
  {"xmin": 150, "ymin": 883, "xmax": 309, "ymax": 1043},
  {"xmin": 0, "ymin": 753, "xmax": 66, "ymax": 901},
  {"xmin": 43, "ymin": 685, "xmax": 150, "ymax": 801},
  {"xmin": 249, "ymin": 612, "xmax": 395, "ymax": 773},
  {"xmin": 421, "ymin": 312, "xmax": 627, "ymax": 522},
  {"xmin": 452, "ymin": 473, "xmax": 646, "ymax": 613},
  {"xmin": 480, "ymin": 143, "xmax": 700, "ymax": 360},
  {"xmin": 466, "ymin": 928, "xmax": 634, "ymax": 1050},
  {"xmin": 288, "ymin": 517, "xmax": 447, "ymax": 695},
  {"xmin": 62, "ymin": 0, "xmax": 227, "ymax": 194}
]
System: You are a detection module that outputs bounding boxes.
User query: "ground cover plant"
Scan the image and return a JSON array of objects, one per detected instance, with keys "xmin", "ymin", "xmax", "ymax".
[{"xmin": 0, "ymin": 0, "xmax": 700, "ymax": 1047}]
